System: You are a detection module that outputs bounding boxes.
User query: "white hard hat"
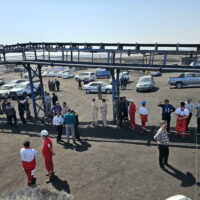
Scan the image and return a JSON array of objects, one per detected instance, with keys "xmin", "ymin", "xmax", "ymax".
[{"xmin": 40, "ymin": 130, "xmax": 49, "ymax": 137}]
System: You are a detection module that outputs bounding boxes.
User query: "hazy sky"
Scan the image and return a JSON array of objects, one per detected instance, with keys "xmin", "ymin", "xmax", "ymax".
[{"xmin": 1, "ymin": 0, "xmax": 200, "ymax": 44}]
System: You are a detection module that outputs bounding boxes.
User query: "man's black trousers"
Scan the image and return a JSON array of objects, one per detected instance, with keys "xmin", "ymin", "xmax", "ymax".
[
  {"xmin": 56, "ymin": 125, "xmax": 63, "ymax": 142},
  {"xmin": 158, "ymin": 144, "xmax": 169, "ymax": 168}
]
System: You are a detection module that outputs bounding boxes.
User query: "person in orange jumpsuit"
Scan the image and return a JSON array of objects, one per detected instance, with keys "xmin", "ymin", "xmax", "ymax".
[
  {"xmin": 40, "ymin": 130, "xmax": 55, "ymax": 182},
  {"xmin": 175, "ymin": 102, "xmax": 189, "ymax": 138},
  {"xmin": 129, "ymin": 100, "xmax": 136, "ymax": 130}
]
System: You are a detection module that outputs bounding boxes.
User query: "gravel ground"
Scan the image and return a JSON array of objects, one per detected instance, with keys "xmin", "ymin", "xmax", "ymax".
[{"xmin": 0, "ymin": 70, "xmax": 199, "ymax": 200}]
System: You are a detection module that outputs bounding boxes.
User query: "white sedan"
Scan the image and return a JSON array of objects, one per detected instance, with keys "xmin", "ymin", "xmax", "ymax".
[
  {"xmin": 62, "ymin": 72, "xmax": 75, "ymax": 79},
  {"xmin": 82, "ymin": 81, "xmax": 112, "ymax": 94}
]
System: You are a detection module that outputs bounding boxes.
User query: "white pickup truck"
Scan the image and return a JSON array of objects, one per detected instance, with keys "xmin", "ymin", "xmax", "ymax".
[{"xmin": 168, "ymin": 73, "xmax": 200, "ymax": 88}]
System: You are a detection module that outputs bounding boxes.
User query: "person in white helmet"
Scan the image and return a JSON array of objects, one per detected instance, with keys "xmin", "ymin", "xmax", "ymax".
[
  {"xmin": 20, "ymin": 140, "xmax": 38, "ymax": 186},
  {"xmin": 40, "ymin": 130, "xmax": 55, "ymax": 182}
]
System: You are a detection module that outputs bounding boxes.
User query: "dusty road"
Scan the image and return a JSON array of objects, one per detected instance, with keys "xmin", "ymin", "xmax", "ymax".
[{"xmin": 0, "ymin": 70, "xmax": 199, "ymax": 200}]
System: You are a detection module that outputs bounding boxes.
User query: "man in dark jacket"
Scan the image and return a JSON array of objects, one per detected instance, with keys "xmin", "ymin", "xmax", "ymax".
[
  {"xmin": 55, "ymin": 79, "xmax": 60, "ymax": 92},
  {"xmin": 52, "ymin": 93, "xmax": 58, "ymax": 106},
  {"xmin": 5, "ymin": 102, "xmax": 17, "ymax": 126},
  {"xmin": 97, "ymin": 83, "xmax": 102, "ymax": 100},
  {"xmin": 157, "ymin": 99, "xmax": 175, "ymax": 133},
  {"xmin": 18, "ymin": 100, "xmax": 26, "ymax": 124},
  {"xmin": 71, "ymin": 110, "xmax": 80, "ymax": 141}
]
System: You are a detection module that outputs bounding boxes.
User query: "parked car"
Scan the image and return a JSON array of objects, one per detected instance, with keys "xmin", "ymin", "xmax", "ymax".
[
  {"xmin": 150, "ymin": 71, "xmax": 161, "ymax": 76},
  {"xmin": 62, "ymin": 72, "xmax": 75, "ymax": 79},
  {"xmin": 0, "ymin": 77, "xmax": 5, "ymax": 85},
  {"xmin": 9, "ymin": 81, "xmax": 40, "ymax": 98},
  {"xmin": 6, "ymin": 79, "xmax": 27, "ymax": 85},
  {"xmin": 190, "ymin": 62, "xmax": 200, "ymax": 67},
  {"xmin": 168, "ymin": 73, "xmax": 200, "ymax": 88},
  {"xmin": 82, "ymin": 81, "xmax": 112, "ymax": 94},
  {"xmin": 96, "ymin": 68, "xmax": 111, "ymax": 78},
  {"xmin": 109, "ymin": 71, "xmax": 130, "ymax": 83},
  {"xmin": 41, "ymin": 71, "xmax": 49, "ymax": 77},
  {"xmin": 75, "ymin": 72, "xmax": 96, "ymax": 82},
  {"xmin": 136, "ymin": 75, "xmax": 155, "ymax": 92},
  {"xmin": 166, "ymin": 194, "xmax": 191, "ymax": 200},
  {"xmin": 0, "ymin": 84, "xmax": 16, "ymax": 99}
]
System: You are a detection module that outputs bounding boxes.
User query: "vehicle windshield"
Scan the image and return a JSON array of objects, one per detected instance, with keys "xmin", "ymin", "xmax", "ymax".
[
  {"xmin": 0, "ymin": 86, "xmax": 12, "ymax": 90},
  {"xmin": 178, "ymin": 74, "xmax": 184, "ymax": 78},
  {"xmin": 14, "ymin": 83, "xmax": 28, "ymax": 88},
  {"xmin": 139, "ymin": 77, "xmax": 151, "ymax": 83},
  {"xmin": 7, "ymin": 80, "xmax": 16, "ymax": 84}
]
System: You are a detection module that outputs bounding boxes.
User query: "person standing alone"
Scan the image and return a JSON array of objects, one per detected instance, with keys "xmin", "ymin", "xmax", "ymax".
[
  {"xmin": 154, "ymin": 121, "xmax": 170, "ymax": 169},
  {"xmin": 20, "ymin": 140, "xmax": 38, "ymax": 186}
]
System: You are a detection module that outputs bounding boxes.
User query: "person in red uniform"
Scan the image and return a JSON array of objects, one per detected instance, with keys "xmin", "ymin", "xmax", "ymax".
[
  {"xmin": 20, "ymin": 140, "xmax": 38, "ymax": 186},
  {"xmin": 175, "ymin": 102, "xmax": 189, "ymax": 138},
  {"xmin": 129, "ymin": 100, "xmax": 136, "ymax": 130},
  {"xmin": 40, "ymin": 130, "xmax": 55, "ymax": 182}
]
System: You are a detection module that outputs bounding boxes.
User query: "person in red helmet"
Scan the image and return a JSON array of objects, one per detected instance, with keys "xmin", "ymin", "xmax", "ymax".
[
  {"xmin": 129, "ymin": 100, "xmax": 136, "ymax": 130},
  {"xmin": 175, "ymin": 102, "xmax": 189, "ymax": 138},
  {"xmin": 41, "ymin": 130, "xmax": 55, "ymax": 182},
  {"xmin": 20, "ymin": 140, "xmax": 38, "ymax": 186}
]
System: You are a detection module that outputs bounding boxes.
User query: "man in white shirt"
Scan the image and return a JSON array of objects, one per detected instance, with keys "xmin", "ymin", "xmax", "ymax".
[
  {"xmin": 53, "ymin": 111, "xmax": 63, "ymax": 143},
  {"xmin": 185, "ymin": 97, "xmax": 194, "ymax": 131},
  {"xmin": 139, "ymin": 101, "xmax": 148, "ymax": 131},
  {"xmin": 175, "ymin": 102, "xmax": 189, "ymax": 138},
  {"xmin": 20, "ymin": 141, "xmax": 38, "ymax": 186},
  {"xmin": 91, "ymin": 99, "xmax": 98, "ymax": 126},
  {"xmin": 99, "ymin": 99, "xmax": 107, "ymax": 126}
]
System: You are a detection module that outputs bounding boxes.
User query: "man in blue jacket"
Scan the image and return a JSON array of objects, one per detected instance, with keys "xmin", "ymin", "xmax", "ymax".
[
  {"xmin": 157, "ymin": 99, "xmax": 175, "ymax": 133},
  {"xmin": 63, "ymin": 110, "xmax": 76, "ymax": 143}
]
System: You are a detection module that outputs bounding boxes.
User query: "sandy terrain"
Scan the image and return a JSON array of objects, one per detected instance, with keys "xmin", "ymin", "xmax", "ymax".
[{"xmin": 0, "ymin": 70, "xmax": 199, "ymax": 200}]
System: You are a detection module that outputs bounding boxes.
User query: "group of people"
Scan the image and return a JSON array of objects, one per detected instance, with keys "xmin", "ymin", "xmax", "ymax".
[
  {"xmin": 48, "ymin": 79, "xmax": 60, "ymax": 92},
  {"xmin": 53, "ymin": 109, "xmax": 80, "ymax": 143},
  {"xmin": 0, "ymin": 97, "xmax": 31, "ymax": 126},
  {"xmin": 20, "ymin": 130, "xmax": 55, "ymax": 186},
  {"xmin": 113, "ymin": 97, "xmax": 200, "ymax": 137},
  {"xmin": 120, "ymin": 76, "xmax": 128, "ymax": 90}
]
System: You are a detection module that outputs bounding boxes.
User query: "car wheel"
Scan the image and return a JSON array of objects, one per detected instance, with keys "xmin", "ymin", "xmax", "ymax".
[
  {"xmin": 136, "ymin": 88, "xmax": 139, "ymax": 92},
  {"xmin": 176, "ymin": 82, "xmax": 183, "ymax": 89},
  {"xmin": 4, "ymin": 93, "xmax": 9, "ymax": 99},
  {"xmin": 106, "ymin": 89, "xmax": 111, "ymax": 94},
  {"xmin": 86, "ymin": 89, "xmax": 90, "ymax": 94}
]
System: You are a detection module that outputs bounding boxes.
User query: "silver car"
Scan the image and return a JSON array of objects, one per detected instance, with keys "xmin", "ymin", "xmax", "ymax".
[{"xmin": 136, "ymin": 75, "xmax": 155, "ymax": 92}]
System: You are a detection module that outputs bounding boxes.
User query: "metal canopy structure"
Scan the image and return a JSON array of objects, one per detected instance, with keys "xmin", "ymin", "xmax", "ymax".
[{"xmin": 0, "ymin": 42, "xmax": 200, "ymax": 119}]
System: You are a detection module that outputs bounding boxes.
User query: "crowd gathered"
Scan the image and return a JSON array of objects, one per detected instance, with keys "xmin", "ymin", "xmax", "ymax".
[{"xmin": 1, "ymin": 87, "xmax": 200, "ymax": 186}]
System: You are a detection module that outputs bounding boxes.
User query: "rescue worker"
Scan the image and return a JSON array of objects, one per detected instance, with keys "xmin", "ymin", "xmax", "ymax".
[
  {"xmin": 40, "ymin": 130, "xmax": 55, "ymax": 182},
  {"xmin": 157, "ymin": 99, "xmax": 175, "ymax": 133},
  {"xmin": 139, "ymin": 101, "xmax": 148, "ymax": 131},
  {"xmin": 175, "ymin": 102, "xmax": 189, "ymax": 138},
  {"xmin": 20, "ymin": 140, "xmax": 38, "ymax": 186},
  {"xmin": 91, "ymin": 99, "xmax": 98, "ymax": 126},
  {"xmin": 129, "ymin": 100, "xmax": 136, "ymax": 130},
  {"xmin": 99, "ymin": 99, "xmax": 107, "ymax": 127},
  {"xmin": 185, "ymin": 97, "xmax": 194, "ymax": 131}
]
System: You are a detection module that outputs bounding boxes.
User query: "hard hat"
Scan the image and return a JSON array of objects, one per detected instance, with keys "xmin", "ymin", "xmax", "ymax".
[
  {"xmin": 40, "ymin": 130, "xmax": 49, "ymax": 137},
  {"xmin": 141, "ymin": 100, "xmax": 146, "ymax": 105}
]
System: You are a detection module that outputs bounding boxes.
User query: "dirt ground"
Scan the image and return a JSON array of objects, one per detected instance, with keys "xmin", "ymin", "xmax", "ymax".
[{"xmin": 0, "ymin": 70, "xmax": 200, "ymax": 200}]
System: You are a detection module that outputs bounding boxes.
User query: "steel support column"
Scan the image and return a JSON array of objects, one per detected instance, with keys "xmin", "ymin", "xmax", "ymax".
[
  {"xmin": 111, "ymin": 69, "xmax": 116, "ymax": 121},
  {"xmin": 26, "ymin": 64, "xmax": 37, "ymax": 118},
  {"xmin": 37, "ymin": 64, "xmax": 46, "ymax": 116}
]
